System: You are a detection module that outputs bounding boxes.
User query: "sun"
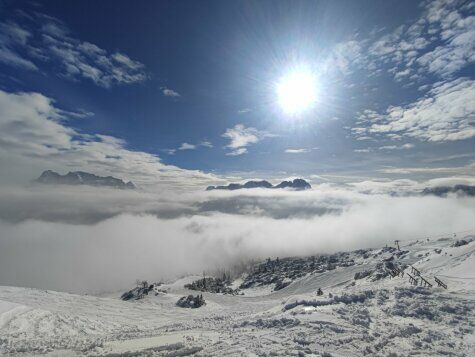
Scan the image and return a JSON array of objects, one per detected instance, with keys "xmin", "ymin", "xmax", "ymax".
[{"xmin": 277, "ymin": 69, "xmax": 318, "ymax": 115}]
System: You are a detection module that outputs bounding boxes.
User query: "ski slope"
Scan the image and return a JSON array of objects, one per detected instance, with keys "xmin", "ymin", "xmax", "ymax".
[{"xmin": 1, "ymin": 236, "xmax": 474, "ymax": 356}]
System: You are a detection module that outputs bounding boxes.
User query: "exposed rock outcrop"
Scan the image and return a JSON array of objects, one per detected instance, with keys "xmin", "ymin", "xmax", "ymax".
[{"xmin": 34, "ymin": 170, "xmax": 135, "ymax": 189}]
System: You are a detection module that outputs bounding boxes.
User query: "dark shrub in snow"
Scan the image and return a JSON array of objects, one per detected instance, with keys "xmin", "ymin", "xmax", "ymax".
[
  {"xmin": 452, "ymin": 239, "xmax": 470, "ymax": 247},
  {"xmin": 121, "ymin": 281, "xmax": 154, "ymax": 301},
  {"xmin": 284, "ymin": 290, "xmax": 374, "ymax": 311},
  {"xmin": 176, "ymin": 294, "xmax": 206, "ymax": 308},
  {"xmin": 241, "ymin": 253, "xmax": 358, "ymax": 291},
  {"xmin": 236, "ymin": 317, "xmax": 300, "ymax": 329},
  {"xmin": 185, "ymin": 276, "xmax": 238, "ymax": 295},
  {"xmin": 274, "ymin": 279, "xmax": 291, "ymax": 291}
]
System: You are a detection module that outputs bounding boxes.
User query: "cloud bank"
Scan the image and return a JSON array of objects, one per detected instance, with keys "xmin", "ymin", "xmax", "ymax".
[
  {"xmin": 0, "ymin": 89, "xmax": 222, "ymax": 190},
  {"xmin": 0, "ymin": 185, "xmax": 474, "ymax": 294}
]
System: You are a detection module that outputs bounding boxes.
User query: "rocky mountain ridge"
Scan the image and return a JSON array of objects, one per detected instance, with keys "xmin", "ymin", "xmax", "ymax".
[
  {"xmin": 206, "ymin": 178, "xmax": 311, "ymax": 191},
  {"xmin": 34, "ymin": 170, "xmax": 135, "ymax": 189}
]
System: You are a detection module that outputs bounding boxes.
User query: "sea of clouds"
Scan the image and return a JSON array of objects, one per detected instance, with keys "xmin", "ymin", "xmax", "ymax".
[{"xmin": 0, "ymin": 185, "xmax": 474, "ymax": 294}]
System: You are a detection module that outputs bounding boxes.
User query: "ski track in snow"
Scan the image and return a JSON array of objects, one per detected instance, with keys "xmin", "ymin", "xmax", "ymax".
[{"xmin": 1, "ymin": 237, "xmax": 474, "ymax": 356}]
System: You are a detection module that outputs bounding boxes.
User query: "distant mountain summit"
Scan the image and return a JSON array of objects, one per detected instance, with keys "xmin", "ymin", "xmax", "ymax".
[
  {"xmin": 422, "ymin": 184, "xmax": 475, "ymax": 197},
  {"xmin": 34, "ymin": 170, "xmax": 135, "ymax": 189},
  {"xmin": 206, "ymin": 180, "xmax": 273, "ymax": 191},
  {"xmin": 274, "ymin": 178, "xmax": 311, "ymax": 190},
  {"xmin": 206, "ymin": 178, "xmax": 311, "ymax": 191}
]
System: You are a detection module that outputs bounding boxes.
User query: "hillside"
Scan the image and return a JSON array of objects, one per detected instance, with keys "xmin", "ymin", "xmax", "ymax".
[{"xmin": 1, "ymin": 235, "xmax": 474, "ymax": 356}]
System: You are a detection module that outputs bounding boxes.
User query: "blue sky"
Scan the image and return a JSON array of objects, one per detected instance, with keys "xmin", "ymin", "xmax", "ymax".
[{"xmin": 0, "ymin": 0, "xmax": 474, "ymax": 188}]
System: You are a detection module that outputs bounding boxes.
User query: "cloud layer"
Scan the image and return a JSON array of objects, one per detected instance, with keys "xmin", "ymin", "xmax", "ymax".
[{"xmin": 0, "ymin": 185, "xmax": 474, "ymax": 294}]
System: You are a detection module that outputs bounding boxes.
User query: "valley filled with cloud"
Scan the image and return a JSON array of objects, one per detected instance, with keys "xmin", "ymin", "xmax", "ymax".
[{"xmin": 1, "ymin": 184, "xmax": 474, "ymax": 293}]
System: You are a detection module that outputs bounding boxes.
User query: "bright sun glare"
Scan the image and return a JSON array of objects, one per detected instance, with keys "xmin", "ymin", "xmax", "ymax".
[{"xmin": 277, "ymin": 69, "xmax": 317, "ymax": 115}]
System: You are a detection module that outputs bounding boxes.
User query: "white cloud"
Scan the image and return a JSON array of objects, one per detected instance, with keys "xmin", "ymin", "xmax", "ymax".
[
  {"xmin": 349, "ymin": 178, "xmax": 419, "ymax": 194},
  {"xmin": 223, "ymin": 124, "xmax": 260, "ymax": 149},
  {"xmin": 41, "ymin": 21, "xmax": 68, "ymax": 38},
  {"xmin": 112, "ymin": 52, "xmax": 144, "ymax": 71},
  {"xmin": 179, "ymin": 142, "xmax": 196, "ymax": 150},
  {"xmin": 58, "ymin": 108, "xmax": 94, "ymax": 119},
  {"xmin": 355, "ymin": 78, "xmax": 475, "ymax": 142},
  {"xmin": 378, "ymin": 162, "xmax": 475, "ymax": 176},
  {"xmin": 225, "ymin": 147, "xmax": 248, "ymax": 156},
  {"xmin": 424, "ymin": 176, "xmax": 475, "ymax": 187},
  {"xmin": 0, "ymin": 46, "xmax": 38, "ymax": 71},
  {"xmin": 416, "ymin": 0, "xmax": 475, "ymax": 77},
  {"xmin": 285, "ymin": 148, "xmax": 311, "ymax": 154},
  {"xmin": 162, "ymin": 87, "xmax": 180, "ymax": 97},
  {"xmin": 0, "ymin": 21, "xmax": 32, "ymax": 45},
  {"xmin": 0, "ymin": 21, "xmax": 39, "ymax": 70},
  {"xmin": 222, "ymin": 124, "xmax": 273, "ymax": 156},
  {"xmin": 0, "ymin": 89, "xmax": 220, "ymax": 189},
  {"xmin": 394, "ymin": 68, "xmax": 411, "ymax": 81},
  {"xmin": 177, "ymin": 141, "xmax": 212, "ymax": 151},
  {"xmin": 199, "ymin": 141, "xmax": 213, "ymax": 148},
  {"xmin": 330, "ymin": 40, "xmax": 363, "ymax": 74},
  {"xmin": 379, "ymin": 143, "xmax": 415, "ymax": 150}
]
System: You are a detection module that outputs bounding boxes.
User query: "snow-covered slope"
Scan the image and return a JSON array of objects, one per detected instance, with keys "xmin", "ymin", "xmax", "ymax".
[{"xmin": 1, "ymin": 236, "xmax": 474, "ymax": 356}]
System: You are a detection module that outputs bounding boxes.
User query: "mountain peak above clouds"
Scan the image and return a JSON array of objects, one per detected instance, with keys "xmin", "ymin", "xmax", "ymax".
[
  {"xmin": 34, "ymin": 170, "xmax": 136, "ymax": 189},
  {"xmin": 206, "ymin": 178, "xmax": 311, "ymax": 191}
]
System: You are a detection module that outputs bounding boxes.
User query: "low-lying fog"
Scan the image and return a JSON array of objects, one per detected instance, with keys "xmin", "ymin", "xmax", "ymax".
[{"xmin": 0, "ymin": 185, "xmax": 474, "ymax": 294}]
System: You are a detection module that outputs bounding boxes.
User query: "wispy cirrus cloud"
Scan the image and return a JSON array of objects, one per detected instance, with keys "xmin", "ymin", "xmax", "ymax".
[
  {"xmin": 164, "ymin": 141, "xmax": 213, "ymax": 154},
  {"xmin": 200, "ymin": 141, "xmax": 213, "ymax": 148},
  {"xmin": 225, "ymin": 147, "xmax": 248, "ymax": 156},
  {"xmin": 285, "ymin": 148, "xmax": 311, "ymax": 154},
  {"xmin": 379, "ymin": 143, "xmax": 415, "ymax": 150},
  {"xmin": 285, "ymin": 147, "xmax": 318, "ymax": 154},
  {"xmin": 177, "ymin": 141, "xmax": 213, "ymax": 151},
  {"xmin": 0, "ymin": 21, "xmax": 38, "ymax": 70},
  {"xmin": 0, "ymin": 46, "xmax": 38, "ymax": 71},
  {"xmin": 0, "ymin": 12, "xmax": 147, "ymax": 88}
]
